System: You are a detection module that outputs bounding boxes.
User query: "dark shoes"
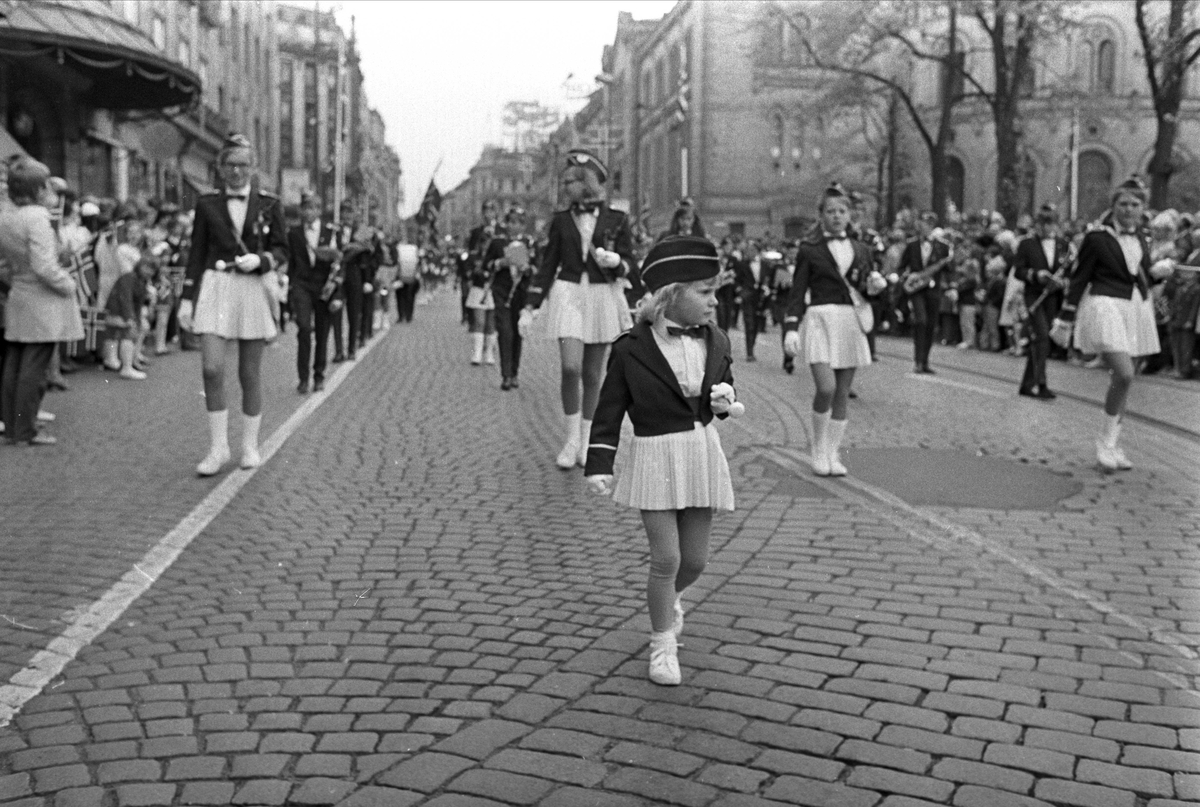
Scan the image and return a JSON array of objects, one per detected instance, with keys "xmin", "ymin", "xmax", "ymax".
[
  {"xmin": 1019, "ymin": 386, "xmax": 1036, "ymax": 398},
  {"xmin": 314, "ymin": 379, "xmax": 325, "ymax": 392},
  {"xmin": 783, "ymin": 357, "xmax": 794, "ymax": 374},
  {"xmin": 298, "ymin": 380, "xmax": 310, "ymax": 394},
  {"xmin": 745, "ymin": 354, "xmax": 757, "ymax": 363},
  {"xmin": 332, "ymin": 352, "xmax": 347, "ymax": 363},
  {"xmin": 915, "ymin": 365, "xmax": 936, "ymax": 374},
  {"xmin": 1020, "ymin": 386, "xmax": 1057, "ymax": 400},
  {"xmin": 501, "ymin": 377, "xmax": 512, "ymax": 391}
]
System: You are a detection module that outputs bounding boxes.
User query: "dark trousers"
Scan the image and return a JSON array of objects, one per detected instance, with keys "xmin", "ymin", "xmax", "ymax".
[
  {"xmin": 909, "ymin": 289, "xmax": 940, "ymax": 369},
  {"xmin": 329, "ymin": 304, "xmax": 345, "ymax": 356},
  {"xmin": 396, "ymin": 280, "xmax": 418, "ymax": 322},
  {"xmin": 360, "ymin": 288, "xmax": 376, "ymax": 344},
  {"xmin": 1020, "ymin": 307, "xmax": 1050, "ymax": 391},
  {"xmin": 291, "ymin": 284, "xmax": 331, "ymax": 384},
  {"xmin": 344, "ymin": 285, "xmax": 364, "ymax": 354},
  {"xmin": 1, "ymin": 341, "xmax": 54, "ymax": 442},
  {"xmin": 740, "ymin": 297, "xmax": 762, "ymax": 358},
  {"xmin": 495, "ymin": 301, "xmax": 523, "ymax": 379},
  {"xmin": 716, "ymin": 286, "xmax": 737, "ymax": 331}
]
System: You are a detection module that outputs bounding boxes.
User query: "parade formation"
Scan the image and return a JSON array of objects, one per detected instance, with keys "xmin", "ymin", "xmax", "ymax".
[{"xmin": 1, "ymin": 2, "xmax": 1199, "ymax": 806}]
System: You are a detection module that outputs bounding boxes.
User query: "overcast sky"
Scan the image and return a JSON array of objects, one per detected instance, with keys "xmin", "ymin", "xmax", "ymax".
[{"xmin": 331, "ymin": 0, "xmax": 677, "ymax": 217}]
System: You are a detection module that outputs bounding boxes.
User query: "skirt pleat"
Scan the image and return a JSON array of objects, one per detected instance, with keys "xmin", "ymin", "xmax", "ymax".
[
  {"xmin": 192, "ymin": 270, "xmax": 278, "ymax": 341},
  {"xmin": 1075, "ymin": 290, "xmax": 1161, "ymax": 357},
  {"xmin": 538, "ymin": 275, "xmax": 632, "ymax": 343},
  {"xmin": 800, "ymin": 304, "xmax": 872, "ymax": 368},
  {"xmin": 612, "ymin": 422, "xmax": 735, "ymax": 511}
]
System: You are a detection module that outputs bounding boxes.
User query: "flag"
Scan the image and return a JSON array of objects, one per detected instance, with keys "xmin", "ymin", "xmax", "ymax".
[
  {"xmin": 80, "ymin": 306, "xmax": 106, "ymax": 352},
  {"xmin": 415, "ymin": 179, "xmax": 442, "ymax": 229}
]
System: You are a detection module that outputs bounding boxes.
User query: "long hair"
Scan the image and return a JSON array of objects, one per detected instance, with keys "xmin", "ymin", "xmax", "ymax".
[{"xmin": 634, "ymin": 281, "xmax": 687, "ymax": 324}]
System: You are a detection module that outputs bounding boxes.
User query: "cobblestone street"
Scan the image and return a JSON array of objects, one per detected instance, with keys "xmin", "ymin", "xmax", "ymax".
[{"xmin": 1, "ymin": 291, "xmax": 1198, "ymax": 807}]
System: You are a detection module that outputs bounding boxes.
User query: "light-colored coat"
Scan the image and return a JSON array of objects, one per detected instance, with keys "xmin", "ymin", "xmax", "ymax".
[{"xmin": 0, "ymin": 204, "xmax": 83, "ymax": 343}]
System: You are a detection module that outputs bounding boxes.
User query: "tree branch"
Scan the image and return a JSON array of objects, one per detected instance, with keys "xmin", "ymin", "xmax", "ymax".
[{"xmin": 1135, "ymin": 0, "xmax": 1162, "ymax": 102}]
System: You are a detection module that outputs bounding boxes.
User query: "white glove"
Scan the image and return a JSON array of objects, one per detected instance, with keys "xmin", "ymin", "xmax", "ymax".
[
  {"xmin": 177, "ymin": 299, "xmax": 194, "ymax": 331},
  {"xmin": 783, "ymin": 330, "xmax": 802, "ymax": 357},
  {"xmin": 1150, "ymin": 259, "xmax": 1174, "ymax": 281},
  {"xmin": 234, "ymin": 253, "xmax": 262, "ymax": 273},
  {"xmin": 1049, "ymin": 318, "xmax": 1073, "ymax": 349},
  {"xmin": 586, "ymin": 475, "xmax": 614, "ymax": 496},
  {"xmin": 866, "ymin": 271, "xmax": 888, "ymax": 296},
  {"xmin": 363, "ymin": 282, "xmax": 374, "ymax": 294},
  {"xmin": 518, "ymin": 307, "xmax": 536, "ymax": 337},
  {"xmin": 593, "ymin": 247, "xmax": 622, "ymax": 270},
  {"xmin": 709, "ymin": 382, "xmax": 736, "ymax": 415}
]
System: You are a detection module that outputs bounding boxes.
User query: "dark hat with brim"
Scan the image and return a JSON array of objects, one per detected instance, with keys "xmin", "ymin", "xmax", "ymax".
[
  {"xmin": 641, "ymin": 235, "xmax": 720, "ymax": 292},
  {"xmin": 565, "ymin": 148, "xmax": 608, "ymax": 183}
]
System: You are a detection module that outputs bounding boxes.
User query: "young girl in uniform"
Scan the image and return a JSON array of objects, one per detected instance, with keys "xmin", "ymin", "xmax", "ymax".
[
  {"xmin": 783, "ymin": 184, "xmax": 880, "ymax": 476},
  {"xmin": 1053, "ymin": 175, "xmax": 1160, "ymax": 470},
  {"xmin": 584, "ymin": 235, "xmax": 742, "ymax": 686}
]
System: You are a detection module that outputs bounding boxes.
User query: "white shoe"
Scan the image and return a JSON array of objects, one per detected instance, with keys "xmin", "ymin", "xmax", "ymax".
[
  {"xmin": 119, "ymin": 368, "xmax": 147, "ymax": 380},
  {"xmin": 811, "ymin": 411, "xmax": 831, "ymax": 476},
  {"xmin": 1110, "ymin": 445, "xmax": 1132, "ymax": 470},
  {"xmin": 36, "ymin": 410, "xmax": 55, "ymax": 423},
  {"xmin": 240, "ymin": 447, "xmax": 261, "ymax": 469},
  {"xmin": 648, "ymin": 632, "xmax": 681, "ymax": 686},
  {"xmin": 196, "ymin": 445, "xmax": 231, "ymax": 477},
  {"xmin": 556, "ymin": 440, "xmax": 580, "ymax": 470},
  {"xmin": 828, "ymin": 453, "xmax": 848, "ymax": 477},
  {"xmin": 672, "ymin": 596, "xmax": 684, "ymax": 639},
  {"xmin": 1096, "ymin": 440, "xmax": 1120, "ymax": 471}
]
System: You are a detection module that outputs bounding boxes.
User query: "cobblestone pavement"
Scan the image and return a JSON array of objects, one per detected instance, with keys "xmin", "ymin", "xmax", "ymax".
[{"xmin": 1, "ymin": 293, "xmax": 1197, "ymax": 807}]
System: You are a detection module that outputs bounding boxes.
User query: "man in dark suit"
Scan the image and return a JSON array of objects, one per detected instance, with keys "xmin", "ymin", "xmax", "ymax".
[
  {"xmin": 286, "ymin": 192, "xmax": 342, "ymax": 393},
  {"xmin": 1013, "ymin": 204, "xmax": 1068, "ymax": 399},
  {"xmin": 732, "ymin": 239, "xmax": 771, "ymax": 362},
  {"xmin": 898, "ymin": 211, "xmax": 953, "ymax": 373}
]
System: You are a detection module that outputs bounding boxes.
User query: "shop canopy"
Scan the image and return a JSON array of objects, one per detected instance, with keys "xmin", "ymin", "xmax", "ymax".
[{"xmin": 0, "ymin": 0, "xmax": 200, "ymax": 110}]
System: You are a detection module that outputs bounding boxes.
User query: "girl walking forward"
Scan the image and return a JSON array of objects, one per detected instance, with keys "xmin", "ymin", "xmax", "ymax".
[
  {"xmin": 783, "ymin": 184, "xmax": 881, "ymax": 476},
  {"xmin": 521, "ymin": 149, "xmax": 635, "ymax": 469},
  {"xmin": 1052, "ymin": 175, "xmax": 1160, "ymax": 470},
  {"xmin": 584, "ymin": 236, "xmax": 742, "ymax": 686},
  {"xmin": 177, "ymin": 133, "xmax": 289, "ymax": 476}
]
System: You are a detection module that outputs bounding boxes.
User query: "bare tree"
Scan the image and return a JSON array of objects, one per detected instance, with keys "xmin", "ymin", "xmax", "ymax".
[
  {"xmin": 502, "ymin": 100, "xmax": 561, "ymax": 152},
  {"xmin": 1135, "ymin": 0, "xmax": 1200, "ymax": 208},
  {"xmin": 773, "ymin": 0, "xmax": 962, "ymax": 219}
]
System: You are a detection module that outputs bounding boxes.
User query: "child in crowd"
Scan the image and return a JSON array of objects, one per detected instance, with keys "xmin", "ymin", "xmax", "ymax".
[
  {"xmin": 103, "ymin": 255, "xmax": 157, "ymax": 380},
  {"xmin": 584, "ymin": 235, "xmax": 740, "ymax": 687},
  {"xmin": 981, "ymin": 257, "xmax": 1007, "ymax": 351}
]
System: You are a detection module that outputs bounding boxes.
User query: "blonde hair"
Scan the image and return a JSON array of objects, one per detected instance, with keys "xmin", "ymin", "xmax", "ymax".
[{"xmin": 634, "ymin": 281, "xmax": 688, "ymax": 324}]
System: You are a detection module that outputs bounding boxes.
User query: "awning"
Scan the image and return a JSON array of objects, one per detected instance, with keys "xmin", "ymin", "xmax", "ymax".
[
  {"xmin": 0, "ymin": 0, "xmax": 200, "ymax": 110},
  {"xmin": 0, "ymin": 124, "xmax": 28, "ymax": 161}
]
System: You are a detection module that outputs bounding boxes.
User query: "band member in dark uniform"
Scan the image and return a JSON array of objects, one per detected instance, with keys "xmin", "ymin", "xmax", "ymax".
[
  {"xmin": 465, "ymin": 200, "xmax": 501, "ymax": 326},
  {"xmin": 1052, "ymin": 175, "xmax": 1160, "ymax": 470},
  {"xmin": 782, "ymin": 184, "xmax": 877, "ymax": 477},
  {"xmin": 484, "ymin": 205, "xmax": 536, "ymax": 390},
  {"xmin": 732, "ymin": 239, "xmax": 771, "ymax": 363},
  {"xmin": 898, "ymin": 211, "xmax": 953, "ymax": 373},
  {"xmin": 1013, "ymin": 204, "xmax": 1069, "ymax": 400},
  {"xmin": 177, "ymin": 133, "xmax": 288, "ymax": 476},
  {"xmin": 286, "ymin": 191, "xmax": 343, "ymax": 394},
  {"xmin": 521, "ymin": 149, "xmax": 636, "ymax": 469}
]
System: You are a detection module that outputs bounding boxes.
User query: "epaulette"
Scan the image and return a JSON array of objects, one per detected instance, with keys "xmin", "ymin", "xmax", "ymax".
[{"xmin": 257, "ymin": 190, "xmax": 278, "ymax": 199}]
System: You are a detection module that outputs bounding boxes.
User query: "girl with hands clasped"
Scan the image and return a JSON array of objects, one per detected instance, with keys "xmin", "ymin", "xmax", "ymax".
[
  {"xmin": 584, "ymin": 236, "xmax": 742, "ymax": 687},
  {"xmin": 782, "ymin": 184, "xmax": 879, "ymax": 477}
]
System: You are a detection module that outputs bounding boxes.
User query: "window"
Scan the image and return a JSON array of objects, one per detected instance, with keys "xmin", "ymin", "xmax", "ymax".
[
  {"xmin": 1096, "ymin": 38, "xmax": 1115, "ymax": 93},
  {"xmin": 668, "ymin": 45, "xmax": 681, "ymax": 93},
  {"xmin": 121, "ymin": 1, "xmax": 139, "ymax": 25},
  {"xmin": 152, "ymin": 16, "xmax": 166, "ymax": 51},
  {"xmin": 1078, "ymin": 150, "xmax": 1113, "ymax": 222},
  {"xmin": 728, "ymin": 222, "xmax": 745, "ymax": 236},
  {"xmin": 772, "ymin": 113, "xmax": 785, "ymax": 166},
  {"xmin": 941, "ymin": 52, "xmax": 965, "ymax": 105},
  {"xmin": 178, "ymin": 39, "xmax": 191, "ymax": 68},
  {"xmin": 655, "ymin": 58, "xmax": 666, "ymax": 105}
]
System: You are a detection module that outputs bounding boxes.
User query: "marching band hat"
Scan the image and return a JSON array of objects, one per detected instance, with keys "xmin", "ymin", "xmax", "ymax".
[
  {"xmin": 1035, "ymin": 203, "xmax": 1059, "ymax": 224},
  {"xmin": 640, "ymin": 235, "xmax": 720, "ymax": 293},
  {"xmin": 1112, "ymin": 174, "xmax": 1149, "ymax": 204},
  {"xmin": 565, "ymin": 148, "xmax": 608, "ymax": 183},
  {"xmin": 80, "ymin": 201, "xmax": 101, "ymax": 217},
  {"xmin": 223, "ymin": 132, "xmax": 252, "ymax": 151}
]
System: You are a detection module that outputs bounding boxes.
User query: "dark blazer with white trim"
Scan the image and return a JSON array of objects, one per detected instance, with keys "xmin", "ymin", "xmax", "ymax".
[
  {"xmin": 525, "ymin": 204, "xmax": 635, "ymax": 310},
  {"xmin": 783, "ymin": 232, "xmax": 873, "ymax": 332},
  {"xmin": 584, "ymin": 320, "xmax": 734, "ymax": 477},
  {"xmin": 1060, "ymin": 224, "xmax": 1151, "ymax": 320},
  {"xmin": 183, "ymin": 188, "xmax": 289, "ymax": 303}
]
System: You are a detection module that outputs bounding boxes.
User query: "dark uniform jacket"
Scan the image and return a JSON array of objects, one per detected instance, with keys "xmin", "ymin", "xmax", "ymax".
[
  {"xmin": 286, "ymin": 220, "xmax": 343, "ymax": 292},
  {"xmin": 526, "ymin": 204, "xmax": 635, "ymax": 309},
  {"xmin": 1060, "ymin": 223, "xmax": 1152, "ymax": 321},
  {"xmin": 584, "ymin": 321, "xmax": 734, "ymax": 477},
  {"xmin": 897, "ymin": 236, "xmax": 952, "ymax": 294},
  {"xmin": 183, "ymin": 188, "xmax": 288, "ymax": 303},
  {"xmin": 483, "ymin": 234, "xmax": 537, "ymax": 308},
  {"xmin": 1013, "ymin": 234, "xmax": 1070, "ymax": 308},
  {"xmin": 783, "ymin": 233, "xmax": 873, "ymax": 331}
]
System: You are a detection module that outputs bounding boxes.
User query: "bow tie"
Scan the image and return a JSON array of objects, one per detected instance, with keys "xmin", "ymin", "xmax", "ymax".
[
  {"xmin": 825, "ymin": 233, "xmax": 848, "ymax": 241},
  {"xmin": 226, "ymin": 193, "xmax": 248, "ymax": 201},
  {"xmin": 571, "ymin": 201, "xmax": 601, "ymax": 215},
  {"xmin": 666, "ymin": 325, "xmax": 705, "ymax": 339}
]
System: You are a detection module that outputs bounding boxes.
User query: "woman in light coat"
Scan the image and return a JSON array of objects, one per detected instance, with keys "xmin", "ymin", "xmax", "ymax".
[{"xmin": 0, "ymin": 157, "xmax": 83, "ymax": 445}]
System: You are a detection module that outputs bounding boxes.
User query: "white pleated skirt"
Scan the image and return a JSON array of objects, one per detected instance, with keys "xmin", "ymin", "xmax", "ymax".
[
  {"xmin": 801, "ymin": 304, "xmax": 872, "ymax": 368},
  {"xmin": 539, "ymin": 275, "xmax": 632, "ymax": 343},
  {"xmin": 1075, "ymin": 290, "xmax": 1161, "ymax": 357},
  {"xmin": 613, "ymin": 422, "xmax": 735, "ymax": 512},
  {"xmin": 192, "ymin": 270, "xmax": 278, "ymax": 341},
  {"xmin": 465, "ymin": 286, "xmax": 494, "ymax": 310}
]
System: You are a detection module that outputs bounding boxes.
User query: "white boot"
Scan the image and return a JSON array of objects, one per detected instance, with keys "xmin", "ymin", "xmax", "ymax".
[
  {"xmin": 648, "ymin": 631, "xmax": 681, "ymax": 686},
  {"xmin": 1096, "ymin": 414, "xmax": 1131, "ymax": 470},
  {"xmin": 240, "ymin": 413, "xmax": 262, "ymax": 469},
  {"xmin": 483, "ymin": 333, "xmax": 498, "ymax": 365},
  {"xmin": 118, "ymin": 340, "xmax": 146, "ymax": 380},
  {"xmin": 556, "ymin": 412, "xmax": 582, "ymax": 469},
  {"xmin": 102, "ymin": 340, "xmax": 120, "ymax": 371},
  {"xmin": 810, "ymin": 410, "xmax": 831, "ymax": 476},
  {"xmin": 827, "ymin": 418, "xmax": 848, "ymax": 477},
  {"xmin": 196, "ymin": 410, "xmax": 231, "ymax": 476},
  {"xmin": 578, "ymin": 418, "xmax": 592, "ymax": 467},
  {"xmin": 470, "ymin": 332, "xmax": 485, "ymax": 365}
]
